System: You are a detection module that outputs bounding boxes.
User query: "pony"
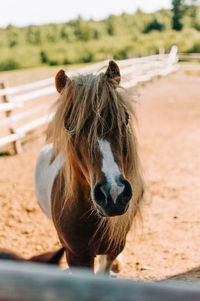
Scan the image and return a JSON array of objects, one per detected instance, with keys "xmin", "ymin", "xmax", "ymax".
[
  {"xmin": 34, "ymin": 60, "xmax": 144, "ymax": 274},
  {"xmin": 0, "ymin": 247, "xmax": 65, "ymax": 265}
]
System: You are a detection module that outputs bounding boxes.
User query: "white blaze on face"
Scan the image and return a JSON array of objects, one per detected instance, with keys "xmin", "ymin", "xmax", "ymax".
[{"xmin": 97, "ymin": 138, "xmax": 124, "ymax": 202}]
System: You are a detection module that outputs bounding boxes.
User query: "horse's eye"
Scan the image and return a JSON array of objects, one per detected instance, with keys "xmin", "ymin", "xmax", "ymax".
[
  {"xmin": 64, "ymin": 107, "xmax": 73, "ymax": 132},
  {"xmin": 64, "ymin": 119, "xmax": 74, "ymax": 133},
  {"xmin": 64, "ymin": 119, "xmax": 70, "ymax": 131},
  {"xmin": 65, "ymin": 125, "xmax": 71, "ymax": 132},
  {"xmin": 125, "ymin": 111, "xmax": 129, "ymax": 125}
]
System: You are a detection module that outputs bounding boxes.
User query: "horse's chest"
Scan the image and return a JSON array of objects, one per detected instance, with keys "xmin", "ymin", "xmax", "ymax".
[
  {"xmin": 54, "ymin": 209, "xmax": 99, "ymax": 251},
  {"xmin": 55, "ymin": 210, "xmax": 119, "ymax": 255}
]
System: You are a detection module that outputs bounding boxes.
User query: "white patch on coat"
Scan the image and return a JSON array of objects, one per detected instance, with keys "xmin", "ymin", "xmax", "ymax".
[
  {"xmin": 116, "ymin": 253, "xmax": 124, "ymax": 269},
  {"xmin": 34, "ymin": 144, "xmax": 63, "ymax": 220},
  {"xmin": 96, "ymin": 254, "xmax": 123, "ymax": 274},
  {"xmin": 96, "ymin": 255, "xmax": 113, "ymax": 274},
  {"xmin": 97, "ymin": 138, "xmax": 124, "ymax": 202}
]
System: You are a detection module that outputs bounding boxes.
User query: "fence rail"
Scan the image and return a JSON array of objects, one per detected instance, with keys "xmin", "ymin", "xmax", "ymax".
[
  {"xmin": 0, "ymin": 260, "xmax": 200, "ymax": 301},
  {"xmin": 0, "ymin": 46, "xmax": 178, "ymax": 154},
  {"xmin": 178, "ymin": 53, "xmax": 200, "ymax": 61}
]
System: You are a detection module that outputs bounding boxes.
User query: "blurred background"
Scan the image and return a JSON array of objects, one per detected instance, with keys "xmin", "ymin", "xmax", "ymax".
[{"xmin": 0, "ymin": 0, "xmax": 200, "ymax": 71}]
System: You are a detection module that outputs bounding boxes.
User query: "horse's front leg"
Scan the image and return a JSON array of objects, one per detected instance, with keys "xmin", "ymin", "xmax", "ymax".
[
  {"xmin": 66, "ymin": 249, "xmax": 95, "ymax": 271},
  {"xmin": 96, "ymin": 253, "xmax": 123, "ymax": 275},
  {"xmin": 96, "ymin": 255, "xmax": 113, "ymax": 274}
]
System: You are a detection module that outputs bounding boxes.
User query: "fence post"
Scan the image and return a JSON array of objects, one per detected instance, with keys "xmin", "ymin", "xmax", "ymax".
[
  {"xmin": 0, "ymin": 81, "xmax": 22, "ymax": 154},
  {"xmin": 167, "ymin": 46, "xmax": 178, "ymax": 65},
  {"xmin": 159, "ymin": 47, "xmax": 165, "ymax": 55}
]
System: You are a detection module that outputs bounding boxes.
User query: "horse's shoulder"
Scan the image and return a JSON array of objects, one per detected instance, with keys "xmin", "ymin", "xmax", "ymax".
[{"xmin": 34, "ymin": 144, "xmax": 63, "ymax": 219}]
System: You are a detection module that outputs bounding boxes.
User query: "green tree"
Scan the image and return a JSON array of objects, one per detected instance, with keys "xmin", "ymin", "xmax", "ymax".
[
  {"xmin": 183, "ymin": 0, "xmax": 200, "ymax": 29},
  {"xmin": 26, "ymin": 26, "xmax": 41, "ymax": 44},
  {"xmin": 143, "ymin": 18, "xmax": 165, "ymax": 33},
  {"xmin": 172, "ymin": 0, "xmax": 184, "ymax": 30},
  {"xmin": 74, "ymin": 16, "xmax": 94, "ymax": 41},
  {"xmin": 106, "ymin": 15, "xmax": 120, "ymax": 36},
  {"xmin": 40, "ymin": 50, "xmax": 48, "ymax": 63}
]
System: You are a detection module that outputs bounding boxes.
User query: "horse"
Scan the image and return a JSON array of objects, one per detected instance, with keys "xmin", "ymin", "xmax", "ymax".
[
  {"xmin": 34, "ymin": 60, "xmax": 144, "ymax": 274},
  {"xmin": 0, "ymin": 247, "xmax": 65, "ymax": 265}
]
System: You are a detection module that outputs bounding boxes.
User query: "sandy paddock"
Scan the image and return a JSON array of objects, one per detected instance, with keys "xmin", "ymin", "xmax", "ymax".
[{"xmin": 0, "ymin": 71, "xmax": 200, "ymax": 281}]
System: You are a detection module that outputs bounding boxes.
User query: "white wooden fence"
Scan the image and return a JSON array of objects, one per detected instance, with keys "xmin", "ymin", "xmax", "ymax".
[
  {"xmin": 178, "ymin": 53, "xmax": 200, "ymax": 61},
  {"xmin": 0, "ymin": 46, "xmax": 178, "ymax": 154}
]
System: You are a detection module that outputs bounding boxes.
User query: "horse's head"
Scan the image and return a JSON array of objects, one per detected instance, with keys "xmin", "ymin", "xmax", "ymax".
[{"xmin": 54, "ymin": 61, "xmax": 138, "ymax": 217}]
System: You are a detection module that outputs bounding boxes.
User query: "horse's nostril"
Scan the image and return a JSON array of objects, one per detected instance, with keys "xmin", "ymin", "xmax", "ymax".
[
  {"xmin": 93, "ymin": 183, "xmax": 106, "ymax": 206},
  {"xmin": 120, "ymin": 179, "xmax": 132, "ymax": 204}
]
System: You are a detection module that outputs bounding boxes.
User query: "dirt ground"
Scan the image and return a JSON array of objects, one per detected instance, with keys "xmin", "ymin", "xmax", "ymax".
[{"xmin": 0, "ymin": 70, "xmax": 200, "ymax": 282}]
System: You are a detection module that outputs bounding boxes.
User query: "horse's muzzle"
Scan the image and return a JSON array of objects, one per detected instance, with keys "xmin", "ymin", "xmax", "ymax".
[{"xmin": 93, "ymin": 177, "xmax": 132, "ymax": 217}]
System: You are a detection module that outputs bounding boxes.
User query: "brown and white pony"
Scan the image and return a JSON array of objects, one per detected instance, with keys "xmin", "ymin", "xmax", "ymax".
[{"xmin": 34, "ymin": 61, "xmax": 144, "ymax": 274}]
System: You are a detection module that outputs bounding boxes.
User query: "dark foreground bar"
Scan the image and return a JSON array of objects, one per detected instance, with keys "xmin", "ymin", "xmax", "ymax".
[{"xmin": 0, "ymin": 260, "xmax": 199, "ymax": 301}]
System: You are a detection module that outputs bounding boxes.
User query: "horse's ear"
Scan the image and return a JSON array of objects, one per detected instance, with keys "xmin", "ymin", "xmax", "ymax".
[
  {"xmin": 28, "ymin": 247, "xmax": 65, "ymax": 265},
  {"xmin": 55, "ymin": 69, "xmax": 70, "ymax": 93},
  {"xmin": 105, "ymin": 60, "xmax": 121, "ymax": 85}
]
